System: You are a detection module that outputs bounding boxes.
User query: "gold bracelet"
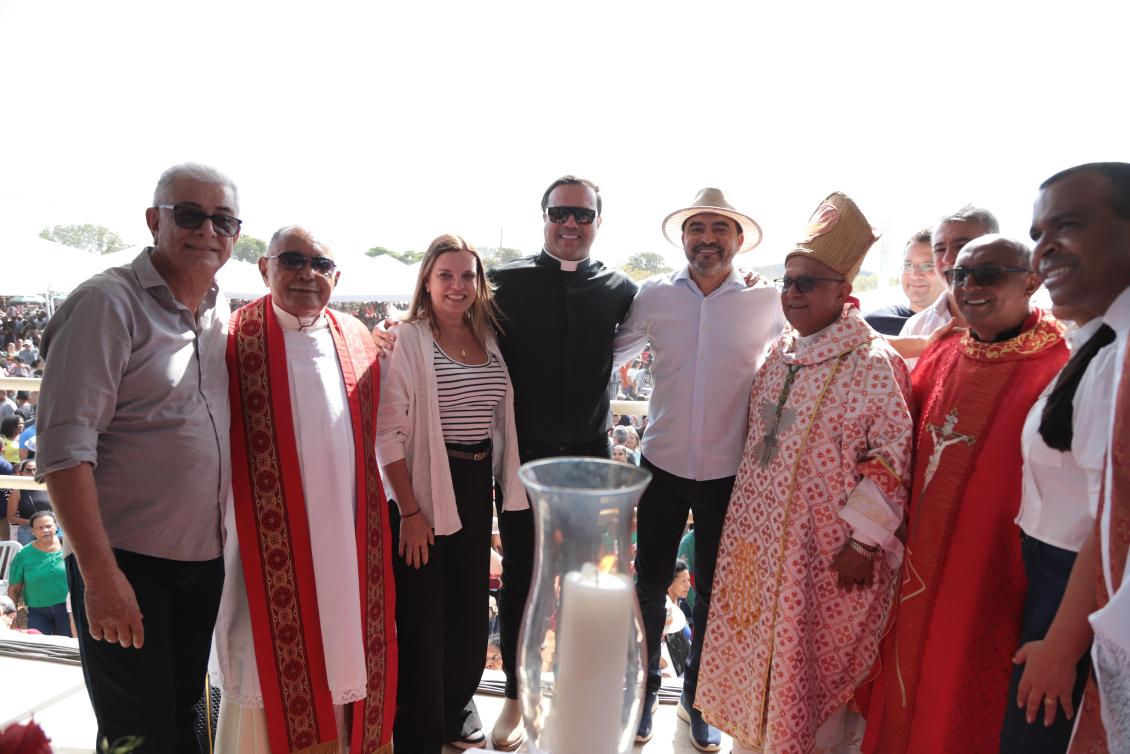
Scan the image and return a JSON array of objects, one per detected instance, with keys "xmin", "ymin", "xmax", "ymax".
[{"xmin": 849, "ymin": 539, "xmax": 878, "ymax": 560}]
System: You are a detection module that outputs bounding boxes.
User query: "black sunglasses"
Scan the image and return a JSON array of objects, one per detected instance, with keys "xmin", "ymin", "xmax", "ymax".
[
  {"xmin": 944, "ymin": 265, "xmax": 1030, "ymax": 288},
  {"xmin": 157, "ymin": 204, "xmax": 242, "ymax": 237},
  {"xmin": 268, "ymin": 251, "xmax": 337, "ymax": 276},
  {"xmin": 774, "ymin": 275, "xmax": 845, "ymax": 293},
  {"xmin": 545, "ymin": 206, "xmax": 597, "ymax": 225}
]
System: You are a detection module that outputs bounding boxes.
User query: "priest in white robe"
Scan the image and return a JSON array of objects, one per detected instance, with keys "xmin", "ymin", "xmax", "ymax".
[{"xmin": 213, "ymin": 226, "xmax": 396, "ymax": 754}]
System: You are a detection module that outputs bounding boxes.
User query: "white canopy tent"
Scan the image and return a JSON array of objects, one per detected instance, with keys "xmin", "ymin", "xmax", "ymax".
[
  {"xmin": 1, "ymin": 238, "xmax": 108, "ymax": 298},
  {"xmin": 86, "ymin": 248, "xmax": 417, "ymax": 303}
]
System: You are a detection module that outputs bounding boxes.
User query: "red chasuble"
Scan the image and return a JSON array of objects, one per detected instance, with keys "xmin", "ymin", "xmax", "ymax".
[
  {"xmin": 863, "ymin": 310, "xmax": 1067, "ymax": 754},
  {"xmin": 227, "ymin": 296, "xmax": 397, "ymax": 754}
]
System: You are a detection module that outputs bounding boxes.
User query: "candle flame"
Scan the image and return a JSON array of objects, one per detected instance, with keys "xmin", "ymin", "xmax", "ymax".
[{"xmin": 598, "ymin": 554, "xmax": 617, "ymax": 574}]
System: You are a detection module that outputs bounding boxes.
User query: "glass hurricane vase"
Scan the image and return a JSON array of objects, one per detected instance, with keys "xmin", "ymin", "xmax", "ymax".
[{"xmin": 516, "ymin": 457, "xmax": 651, "ymax": 754}]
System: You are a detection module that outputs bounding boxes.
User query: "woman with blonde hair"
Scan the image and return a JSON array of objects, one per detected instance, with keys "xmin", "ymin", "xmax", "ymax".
[{"xmin": 376, "ymin": 234, "xmax": 526, "ymax": 753}]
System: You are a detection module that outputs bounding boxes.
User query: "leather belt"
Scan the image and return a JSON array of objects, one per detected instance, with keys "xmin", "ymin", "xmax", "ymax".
[{"xmin": 446, "ymin": 447, "xmax": 490, "ymax": 462}]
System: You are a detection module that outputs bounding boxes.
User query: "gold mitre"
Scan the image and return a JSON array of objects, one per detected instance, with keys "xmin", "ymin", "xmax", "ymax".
[{"xmin": 785, "ymin": 192, "xmax": 879, "ymax": 282}]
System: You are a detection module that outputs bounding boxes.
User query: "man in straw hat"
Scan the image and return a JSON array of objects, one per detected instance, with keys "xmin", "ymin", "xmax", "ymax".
[
  {"xmin": 614, "ymin": 187, "xmax": 785, "ymax": 749},
  {"xmin": 695, "ymin": 192, "xmax": 914, "ymax": 754}
]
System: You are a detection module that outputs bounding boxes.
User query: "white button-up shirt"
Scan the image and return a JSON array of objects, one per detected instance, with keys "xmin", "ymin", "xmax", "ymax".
[
  {"xmin": 613, "ymin": 266, "xmax": 785, "ymax": 481},
  {"xmin": 1015, "ymin": 319, "xmax": 1105, "ymax": 551}
]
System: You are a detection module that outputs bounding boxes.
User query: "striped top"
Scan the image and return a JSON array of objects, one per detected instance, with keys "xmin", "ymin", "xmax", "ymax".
[{"xmin": 433, "ymin": 342, "xmax": 508, "ymax": 443}]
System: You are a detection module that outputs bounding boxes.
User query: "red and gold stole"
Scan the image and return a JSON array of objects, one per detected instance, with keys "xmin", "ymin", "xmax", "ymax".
[{"xmin": 227, "ymin": 296, "xmax": 396, "ymax": 754}]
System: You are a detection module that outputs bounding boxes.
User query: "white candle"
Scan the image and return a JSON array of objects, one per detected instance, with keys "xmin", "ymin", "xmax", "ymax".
[{"xmin": 549, "ymin": 562, "xmax": 633, "ymax": 754}]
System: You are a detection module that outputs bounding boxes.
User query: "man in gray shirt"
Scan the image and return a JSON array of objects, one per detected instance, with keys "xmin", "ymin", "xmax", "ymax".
[{"xmin": 37, "ymin": 163, "xmax": 239, "ymax": 753}]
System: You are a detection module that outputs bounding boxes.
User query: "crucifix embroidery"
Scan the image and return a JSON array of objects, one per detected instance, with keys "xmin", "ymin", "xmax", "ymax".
[
  {"xmin": 921, "ymin": 409, "xmax": 975, "ymax": 494},
  {"xmin": 752, "ymin": 365, "xmax": 801, "ymax": 467}
]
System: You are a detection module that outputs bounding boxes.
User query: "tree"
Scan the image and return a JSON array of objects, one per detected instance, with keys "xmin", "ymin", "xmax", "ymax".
[
  {"xmin": 480, "ymin": 246, "xmax": 524, "ymax": 270},
  {"xmin": 233, "ymin": 235, "xmax": 267, "ymax": 263},
  {"xmin": 621, "ymin": 251, "xmax": 673, "ymax": 281},
  {"xmin": 366, "ymin": 246, "xmax": 425, "ymax": 264},
  {"xmin": 39, "ymin": 224, "xmax": 128, "ymax": 255}
]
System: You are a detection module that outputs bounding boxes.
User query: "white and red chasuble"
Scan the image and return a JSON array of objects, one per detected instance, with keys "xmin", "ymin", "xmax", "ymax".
[
  {"xmin": 697, "ymin": 306, "xmax": 913, "ymax": 754},
  {"xmin": 219, "ymin": 296, "xmax": 396, "ymax": 754}
]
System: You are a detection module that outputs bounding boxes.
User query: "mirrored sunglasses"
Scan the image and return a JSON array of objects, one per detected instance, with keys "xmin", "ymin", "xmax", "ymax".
[
  {"xmin": 157, "ymin": 204, "xmax": 242, "ymax": 237},
  {"xmin": 545, "ymin": 206, "xmax": 597, "ymax": 225},
  {"xmin": 774, "ymin": 275, "xmax": 845, "ymax": 294},
  {"xmin": 944, "ymin": 265, "xmax": 1030, "ymax": 288},
  {"xmin": 269, "ymin": 251, "xmax": 337, "ymax": 276},
  {"xmin": 902, "ymin": 261, "xmax": 936, "ymax": 274}
]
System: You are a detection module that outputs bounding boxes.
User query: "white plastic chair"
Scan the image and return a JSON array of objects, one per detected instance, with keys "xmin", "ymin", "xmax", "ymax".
[{"xmin": 0, "ymin": 539, "xmax": 23, "ymax": 597}]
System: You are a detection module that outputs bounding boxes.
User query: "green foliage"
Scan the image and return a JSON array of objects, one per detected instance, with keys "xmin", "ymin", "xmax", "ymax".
[
  {"xmin": 40, "ymin": 224, "xmax": 127, "ymax": 255},
  {"xmin": 853, "ymin": 272, "xmax": 879, "ymax": 292},
  {"xmin": 232, "ymin": 235, "xmax": 267, "ymax": 263},
  {"xmin": 366, "ymin": 246, "xmax": 425, "ymax": 264},
  {"xmin": 101, "ymin": 735, "xmax": 144, "ymax": 754},
  {"xmin": 479, "ymin": 246, "xmax": 524, "ymax": 270},
  {"xmin": 621, "ymin": 251, "xmax": 673, "ymax": 281}
]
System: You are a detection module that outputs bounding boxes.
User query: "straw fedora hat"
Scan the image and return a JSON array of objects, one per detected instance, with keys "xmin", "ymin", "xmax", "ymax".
[
  {"xmin": 661, "ymin": 187, "xmax": 763, "ymax": 254},
  {"xmin": 785, "ymin": 192, "xmax": 879, "ymax": 282}
]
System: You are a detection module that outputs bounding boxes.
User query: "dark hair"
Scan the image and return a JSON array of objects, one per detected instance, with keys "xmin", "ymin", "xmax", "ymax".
[
  {"xmin": 681, "ymin": 215, "xmax": 742, "ymax": 237},
  {"xmin": 1, "ymin": 416, "xmax": 21, "ymax": 439},
  {"xmin": 541, "ymin": 175, "xmax": 602, "ymax": 216},
  {"xmin": 908, "ymin": 227, "xmax": 932, "ymax": 246},
  {"xmin": 1040, "ymin": 162, "xmax": 1130, "ymax": 220},
  {"xmin": 28, "ymin": 510, "xmax": 56, "ymax": 528},
  {"xmin": 673, "ymin": 560, "xmax": 690, "ymax": 577}
]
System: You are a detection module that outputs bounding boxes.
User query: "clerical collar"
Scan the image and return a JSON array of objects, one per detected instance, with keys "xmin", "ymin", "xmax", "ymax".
[
  {"xmin": 540, "ymin": 248, "xmax": 590, "ymax": 272},
  {"xmin": 272, "ymin": 301, "xmax": 329, "ymax": 331},
  {"xmin": 971, "ymin": 317, "xmax": 1027, "ymax": 343}
]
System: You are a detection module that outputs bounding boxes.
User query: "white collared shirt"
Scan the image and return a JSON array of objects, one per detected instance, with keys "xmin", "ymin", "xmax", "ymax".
[
  {"xmin": 898, "ymin": 292, "xmax": 952, "ymax": 370},
  {"xmin": 613, "ymin": 266, "xmax": 785, "ymax": 481},
  {"xmin": 1017, "ymin": 365, "xmax": 1094, "ymax": 552}
]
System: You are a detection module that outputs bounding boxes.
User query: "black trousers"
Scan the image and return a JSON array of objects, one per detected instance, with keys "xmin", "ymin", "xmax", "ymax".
[
  {"xmin": 495, "ymin": 439, "xmax": 610, "ymax": 699},
  {"xmin": 67, "ymin": 549, "xmax": 224, "ymax": 754},
  {"xmin": 390, "ymin": 442, "xmax": 493, "ymax": 754},
  {"xmin": 999, "ymin": 532, "xmax": 1091, "ymax": 754},
  {"xmin": 634, "ymin": 456, "xmax": 734, "ymax": 703}
]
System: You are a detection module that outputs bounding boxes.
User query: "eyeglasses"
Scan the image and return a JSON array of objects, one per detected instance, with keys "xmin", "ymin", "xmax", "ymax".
[
  {"xmin": 545, "ymin": 206, "xmax": 597, "ymax": 225},
  {"xmin": 943, "ymin": 265, "xmax": 1030, "ymax": 288},
  {"xmin": 157, "ymin": 204, "xmax": 242, "ymax": 237},
  {"xmin": 774, "ymin": 275, "xmax": 845, "ymax": 293},
  {"xmin": 902, "ymin": 261, "xmax": 936, "ymax": 274},
  {"xmin": 267, "ymin": 251, "xmax": 338, "ymax": 276}
]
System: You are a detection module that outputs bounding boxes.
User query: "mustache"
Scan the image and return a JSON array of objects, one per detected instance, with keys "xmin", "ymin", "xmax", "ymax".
[{"xmin": 693, "ymin": 243, "xmax": 723, "ymax": 254}]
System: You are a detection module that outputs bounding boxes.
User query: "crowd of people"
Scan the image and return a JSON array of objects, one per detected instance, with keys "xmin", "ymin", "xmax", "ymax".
[{"xmin": 14, "ymin": 160, "xmax": 1129, "ymax": 754}]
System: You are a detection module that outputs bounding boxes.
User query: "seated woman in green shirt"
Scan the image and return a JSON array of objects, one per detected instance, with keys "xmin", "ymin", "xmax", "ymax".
[{"xmin": 8, "ymin": 510, "xmax": 70, "ymax": 636}]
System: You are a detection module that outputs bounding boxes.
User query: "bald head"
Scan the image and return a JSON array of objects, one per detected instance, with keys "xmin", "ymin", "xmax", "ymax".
[
  {"xmin": 267, "ymin": 225, "xmax": 332, "ymax": 258},
  {"xmin": 957, "ymin": 234, "xmax": 1032, "ymax": 268},
  {"xmin": 260, "ymin": 225, "xmax": 339, "ymax": 319},
  {"xmin": 952, "ymin": 234, "xmax": 1039, "ymax": 341}
]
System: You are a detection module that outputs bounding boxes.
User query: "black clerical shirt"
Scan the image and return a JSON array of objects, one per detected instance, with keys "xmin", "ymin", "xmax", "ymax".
[{"xmin": 490, "ymin": 250, "xmax": 637, "ymax": 461}]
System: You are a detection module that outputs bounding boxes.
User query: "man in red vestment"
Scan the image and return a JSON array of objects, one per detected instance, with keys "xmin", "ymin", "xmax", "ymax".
[
  {"xmin": 216, "ymin": 226, "xmax": 397, "ymax": 754},
  {"xmin": 863, "ymin": 235, "xmax": 1069, "ymax": 754}
]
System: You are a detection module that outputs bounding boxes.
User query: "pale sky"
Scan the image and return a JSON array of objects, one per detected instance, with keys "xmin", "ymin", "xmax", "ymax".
[{"xmin": 2, "ymin": 0, "xmax": 1127, "ymax": 278}]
